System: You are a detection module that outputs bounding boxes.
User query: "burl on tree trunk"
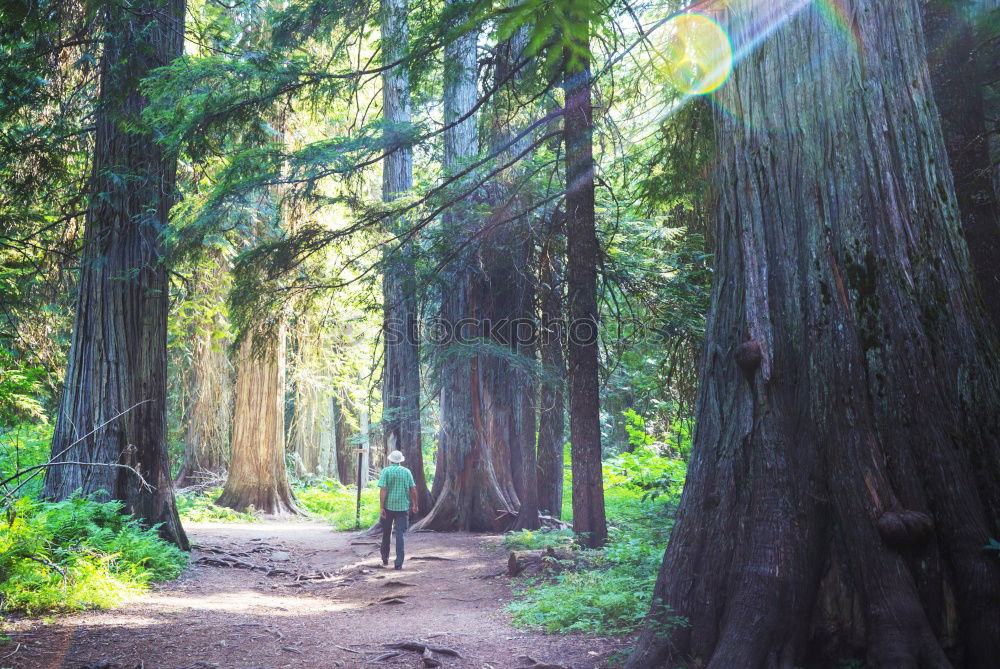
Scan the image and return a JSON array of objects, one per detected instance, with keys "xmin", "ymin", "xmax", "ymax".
[
  {"xmin": 42, "ymin": 0, "xmax": 187, "ymax": 548},
  {"xmin": 628, "ymin": 1, "xmax": 1000, "ymax": 667}
]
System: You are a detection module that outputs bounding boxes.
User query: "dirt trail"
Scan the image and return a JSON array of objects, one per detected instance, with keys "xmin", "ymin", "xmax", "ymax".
[{"xmin": 4, "ymin": 519, "xmax": 625, "ymax": 668}]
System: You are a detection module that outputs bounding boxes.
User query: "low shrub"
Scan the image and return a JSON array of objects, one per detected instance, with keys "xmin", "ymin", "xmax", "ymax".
[
  {"xmin": 176, "ymin": 488, "xmax": 261, "ymax": 523},
  {"xmin": 294, "ymin": 478, "xmax": 380, "ymax": 530},
  {"xmin": 509, "ymin": 563, "xmax": 654, "ymax": 634},
  {"xmin": 0, "ymin": 496, "xmax": 187, "ymax": 614},
  {"xmin": 503, "ymin": 528, "xmax": 576, "ymax": 551},
  {"xmin": 0, "ymin": 423, "xmax": 54, "ymax": 500},
  {"xmin": 510, "ymin": 443, "xmax": 684, "ymax": 636}
]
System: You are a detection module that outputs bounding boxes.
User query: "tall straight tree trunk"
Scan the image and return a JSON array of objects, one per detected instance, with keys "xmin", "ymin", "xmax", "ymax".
[
  {"xmin": 563, "ymin": 33, "xmax": 607, "ymax": 548},
  {"xmin": 217, "ymin": 328, "xmax": 297, "ymax": 514},
  {"xmin": 414, "ymin": 1, "xmax": 517, "ymax": 531},
  {"xmin": 537, "ymin": 225, "xmax": 565, "ymax": 518},
  {"xmin": 43, "ymin": 0, "xmax": 188, "ymax": 548},
  {"xmin": 628, "ymin": 1, "xmax": 1000, "ymax": 666},
  {"xmin": 922, "ymin": 0, "xmax": 1000, "ymax": 329},
  {"xmin": 380, "ymin": 0, "xmax": 430, "ymax": 513}
]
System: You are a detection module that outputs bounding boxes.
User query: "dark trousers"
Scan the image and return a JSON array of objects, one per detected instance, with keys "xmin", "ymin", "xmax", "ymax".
[{"xmin": 380, "ymin": 510, "xmax": 409, "ymax": 567}]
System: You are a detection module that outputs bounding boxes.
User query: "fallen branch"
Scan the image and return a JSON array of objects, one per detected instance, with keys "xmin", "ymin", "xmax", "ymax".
[
  {"xmin": 385, "ymin": 641, "xmax": 461, "ymax": 657},
  {"xmin": 422, "ymin": 646, "xmax": 440, "ymax": 667},
  {"xmin": 368, "ymin": 651, "xmax": 403, "ymax": 663},
  {"xmin": 515, "ymin": 656, "xmax": 569, "ymax": 669}
]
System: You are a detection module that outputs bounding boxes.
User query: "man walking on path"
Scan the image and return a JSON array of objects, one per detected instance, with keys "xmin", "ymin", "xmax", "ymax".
[{"xmin": 378, "ymin": 450, "xmax": 418, "ymax": 569}]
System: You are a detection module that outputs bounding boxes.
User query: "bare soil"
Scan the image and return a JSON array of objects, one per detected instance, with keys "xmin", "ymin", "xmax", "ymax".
[{"xmin": 2, "ymin": 519, "xmax": 626, "ymax": 669}]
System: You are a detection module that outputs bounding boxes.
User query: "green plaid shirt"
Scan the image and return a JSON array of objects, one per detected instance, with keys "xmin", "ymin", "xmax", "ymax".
[{"xmin": 378, "ymin": 464, "xmax": 416, "ymax": 511}]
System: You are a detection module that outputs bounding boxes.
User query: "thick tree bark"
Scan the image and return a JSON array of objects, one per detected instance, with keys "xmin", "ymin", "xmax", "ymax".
[
  {"xmin": 490, "ymin": 27, "xmax": 540, "ymax": 532},
  {"xmin": 288, "ymin": 325, "xmax": 338, "ymax": 479},
  {"xmin": 563, "ymin": 40, "xmax": 607, "ymax": 548},
  {"xmin": 537, "ymin": 231, "xmax": 566, "ymax": 518},
  {"xmin": 42, "ymin": 0, "xmax": 188, "ymax": 548},
  {"xmin": 922, "ymin": 0, "xmax": 1000, "ymax": 329},
  {"xmin": 628, "ymin": 1, "xmax": 1000, "ymax": 666},
  {"xmin": 175, "ymin": 327, "xmax": 233, "ymax": 486},
  {"xmin": 175, "ymin": 261, "xmax": 233, "ymax": 488},
  {"xmin": 217, "ymin": 328, "xmax": 297, "ymax": 514},
  {"xmin": 380, "ymin": 0, "xmax": 431, "ymax": 513},
  {"xmin": 413, "ymin": 2, "xmax": 517, "ymax": 532}
]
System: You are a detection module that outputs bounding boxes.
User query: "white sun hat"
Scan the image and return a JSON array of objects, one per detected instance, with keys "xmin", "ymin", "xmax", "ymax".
[{"xmin": 388, "ymin": 450, "xmax": 405, "ymax": 463}]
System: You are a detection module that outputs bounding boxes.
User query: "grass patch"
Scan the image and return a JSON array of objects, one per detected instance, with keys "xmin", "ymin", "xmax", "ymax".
[
  {"xmin": 176, "ymin": 488, "xmax": 261, "ymax": 523},
  {"xmin": 294, "ymin": 478, "xmax": 380, "ymax": 530},
  {"xmin": 176, "ymin": 478, "xmax": 380, "ymax": 530},
  {"xmin": 0, "ymin": 496, "xmax": 187, "ymax": 614}
]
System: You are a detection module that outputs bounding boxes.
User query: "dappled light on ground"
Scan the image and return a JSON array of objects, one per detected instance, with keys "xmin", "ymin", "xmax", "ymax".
[{"xmin": 5, "ymin": 520, "xmax": 624, "ymax": 668}]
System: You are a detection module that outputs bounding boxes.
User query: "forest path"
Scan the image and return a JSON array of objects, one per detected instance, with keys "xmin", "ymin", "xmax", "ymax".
[{"xmin": 8, "ymin": 519, "xmax": 624, "ymax": 669}]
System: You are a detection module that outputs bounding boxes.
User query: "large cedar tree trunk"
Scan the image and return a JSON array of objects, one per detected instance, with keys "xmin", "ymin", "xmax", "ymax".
[
  {"xmin": 288, "ymin": 326, "xmax": 337, "ymax": 478},
  {"xmin": 488, "ymin": 27, "xmax": 540, "ymax": 532},
  {"xmin": 922, "ymin": 0, "xmax": 1000, "ymax": 329},
  {"xmin": 175, "ymin": 329, "xmax": 233, "ymax": 486},
  {"xmin": 628, "ymin": 1, "xmax": 1000, "ymax": 666},
  {"xmin": 563, "ymin": 36, "xmax": 607, "ymax": 548},
  {"xmin": 414, "ymin": 2, "xmax": 517, "ymax": 531},
  {"xmin": 43, "ymin": 0, "xmax": 188, "ymax": 548},
  {"xmin": 175, "ymin": 262, "xmax": 234, "ymax": 487},
  {"xmin": 380, "ymin": 0, "xmax": 431, "ymax": 513},
  {"xmin": 217, "ymin": 329, "xmax": 297, "ymax": 514}
]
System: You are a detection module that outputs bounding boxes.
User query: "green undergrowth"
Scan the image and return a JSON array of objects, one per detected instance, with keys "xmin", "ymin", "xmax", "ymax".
[
  {"xmin": 0, "ymin": 496, "xmax": 187, "ymax": 614},
  {"xmin": 507, "ymin": 443, "xmax": 686, "ymax": 636},
  {"xmin": 503, "ymin": 527, "xmax": 575, "ymax": 551},
  {"xmin": 294, "ymin": 478, "xmax": 380, "ymax": 530},
  {"xmin": 0, "ymin": 423, "xmax": 53, "ymax": 500},
  {"xmin": 176, "ymin": 487, "xmax": 261, "ymax": 523}
]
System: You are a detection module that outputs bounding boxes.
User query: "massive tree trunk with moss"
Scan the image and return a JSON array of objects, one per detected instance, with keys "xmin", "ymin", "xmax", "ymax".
[
  {"xmin": 922, "ymin": 0, "xmax": 1000, "ymax": 329},
  {"xmin": 42, "ymin": 0, "xmax": 188, "ymax": 548},
  {"xmin": 414, "ymin": 2, "xmax": 517, "ymax": 532},
  {"xmin": 627, "ymin": 1, "xmax": 1000, "ymax": 666},
  {"xmin": 217, "ymin": 328, "xmax": 297, "ymax": 514},
  {"xmin": 563, "ymin": 29, "xmax": 607, "ymax": 549},
  {"xmin": 380, "ymin": 0, "xmax": 430, "ymax": 513}
]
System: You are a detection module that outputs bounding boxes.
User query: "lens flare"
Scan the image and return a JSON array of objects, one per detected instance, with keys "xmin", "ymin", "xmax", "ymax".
[{"xmin": 655, "ymin": 13, "xmax": 733, "ymax": 95}]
